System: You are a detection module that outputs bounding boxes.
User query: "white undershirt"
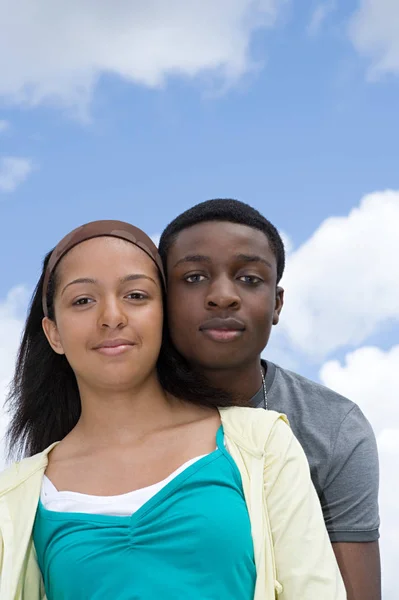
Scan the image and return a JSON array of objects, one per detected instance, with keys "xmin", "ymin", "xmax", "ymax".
[{"xmin": 40, "ymin": 454, "xmax": 207, "ymax": 517}]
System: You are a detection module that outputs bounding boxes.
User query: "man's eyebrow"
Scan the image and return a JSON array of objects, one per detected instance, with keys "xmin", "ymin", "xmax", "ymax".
[
  {"xmin": 173, "ymin": 255, "xmax": 212, "ymax": 268},
  {"xmin": 235, "ymin": 254, "xmax": 273, "ymax": 269},
  {"xmin": 61, "ymin": 274, "xmax": 157, "ymax": 295}
]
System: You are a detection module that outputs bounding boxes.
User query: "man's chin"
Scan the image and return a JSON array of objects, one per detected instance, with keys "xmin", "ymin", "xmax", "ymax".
[{"xmin": 190, "ymin": 354, "xmax": 251, "ymax": 372}]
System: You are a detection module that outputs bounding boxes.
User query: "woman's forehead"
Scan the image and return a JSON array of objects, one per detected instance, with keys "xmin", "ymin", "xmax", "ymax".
[{"xmin": 57, "ymin": 236, "xmax": 159, "ymax": 278}]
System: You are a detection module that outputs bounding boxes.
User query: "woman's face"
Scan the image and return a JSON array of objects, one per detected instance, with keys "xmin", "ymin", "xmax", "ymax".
[{"xmin": 42, "ymin": 236, "xmax": 163, "ymax": 393}]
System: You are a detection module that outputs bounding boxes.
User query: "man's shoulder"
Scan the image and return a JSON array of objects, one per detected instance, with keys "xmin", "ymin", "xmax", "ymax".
[
  {"xmin": 264, "ymin": 363, "xmax": 380, "ymax": 543},
  {"xmin": 266, "ymin": 361, "xmax": 375, "ymax": 459},
  {"xmin": 268, "ymin": 361, "xmax": 358, "ymax": 419}
]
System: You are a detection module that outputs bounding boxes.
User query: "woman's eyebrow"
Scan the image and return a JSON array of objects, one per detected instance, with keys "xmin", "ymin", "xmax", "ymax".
[
  {"xmin": 61, "ymin": 277, "xmax": 96, "ymax": 295},
  {"xmin": 61, "ymin": 274, "xmax": 157, "ymax": 295},
  {"xmin": 119, "ymin": 274, "xmax": 158, "ymax": 285}
]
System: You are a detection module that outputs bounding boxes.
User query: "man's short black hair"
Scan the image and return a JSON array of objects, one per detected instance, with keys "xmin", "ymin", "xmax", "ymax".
[{"xmin": 158, "ymin": 198, "xmax": 285, "ymax": 283}]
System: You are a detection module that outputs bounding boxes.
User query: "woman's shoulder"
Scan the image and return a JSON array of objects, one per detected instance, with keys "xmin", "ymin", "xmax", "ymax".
[{"xmin": 0, "ymin": 443, "xmax": 57, "ymax": 497}]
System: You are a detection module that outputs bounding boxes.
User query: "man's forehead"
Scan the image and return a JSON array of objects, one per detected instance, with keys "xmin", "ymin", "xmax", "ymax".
[{"xmin": 172, "ymin": 221, "xmax": 271, "ymax": 252}]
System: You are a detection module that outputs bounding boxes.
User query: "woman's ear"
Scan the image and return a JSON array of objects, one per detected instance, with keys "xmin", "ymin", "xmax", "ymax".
[{"xmin": 42, "ymin": 317, "xmax": 65, "ymax": 355}]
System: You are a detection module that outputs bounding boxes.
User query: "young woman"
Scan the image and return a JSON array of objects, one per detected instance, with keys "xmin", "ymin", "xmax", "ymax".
[{"xmin": 0, "ymin": 220, "xmax": 346, "ymax": 600}]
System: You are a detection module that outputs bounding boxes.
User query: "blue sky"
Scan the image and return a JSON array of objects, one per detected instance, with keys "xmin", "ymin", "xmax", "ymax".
[
  {"xmin": 1, "ymin": 1, "xmax": 398, "ymax": 295},
  {"xmin": 0, "ymin": 1, "xmax": 398, "ymax": 595}
]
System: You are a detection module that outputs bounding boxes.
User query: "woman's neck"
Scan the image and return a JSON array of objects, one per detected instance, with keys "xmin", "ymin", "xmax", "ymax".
[{"xmin": 73, "ymin": 375, "xmax": 180, "ymax": 447}]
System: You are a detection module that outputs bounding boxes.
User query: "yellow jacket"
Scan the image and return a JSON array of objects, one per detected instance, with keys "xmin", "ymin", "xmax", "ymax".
[{"xmin": 0, "ymin": 407, "xmax": 346, "ymax": 599}]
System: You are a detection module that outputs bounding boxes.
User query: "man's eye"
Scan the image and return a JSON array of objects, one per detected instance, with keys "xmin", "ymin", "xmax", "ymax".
[
  {"xmin": 185, "ymin": 274, "xmax": 206, "ymax": 283},
  {"xmin": 239, "ymin": 275, "xmax": 262, "ymax": 284}
]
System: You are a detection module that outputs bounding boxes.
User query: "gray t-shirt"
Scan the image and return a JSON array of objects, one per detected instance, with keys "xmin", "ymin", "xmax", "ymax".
[{"xmin": 251, "ymin": 361, "xmax": 380, "ymax": 543}]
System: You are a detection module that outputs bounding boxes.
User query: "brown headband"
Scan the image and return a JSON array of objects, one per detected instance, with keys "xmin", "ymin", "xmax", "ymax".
[{"xmin": 42, "ymin": 220, "xmax": 166, "ymax": 317}]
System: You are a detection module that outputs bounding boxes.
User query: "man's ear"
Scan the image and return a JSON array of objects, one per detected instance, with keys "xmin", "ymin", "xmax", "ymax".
[
  {"xmin": 272, "ymin": 286, "xmax": 284, "ymax": 325},
  {"xmin": 42, "ymin": 317, "xmax": 65, "ymax": 355}
]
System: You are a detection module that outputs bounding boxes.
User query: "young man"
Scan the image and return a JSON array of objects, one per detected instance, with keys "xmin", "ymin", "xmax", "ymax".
[{"xmin": 158, "ymin": 199, "xmax": 381, "ymax": 600}]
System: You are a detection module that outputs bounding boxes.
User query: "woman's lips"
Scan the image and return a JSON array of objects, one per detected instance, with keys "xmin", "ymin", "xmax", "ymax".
[
  {"xmin": 95, "ymin": 344, "xmax": 135, "ymax": 356},
  {"xmin": 93, "ymin": 339, "xmax": 136, "ymax": 356}
]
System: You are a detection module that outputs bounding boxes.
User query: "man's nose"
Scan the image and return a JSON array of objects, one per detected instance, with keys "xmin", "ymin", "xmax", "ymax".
[{"xmin": 205, "ymin": 278, "xmax": 241, "ymax": 310}]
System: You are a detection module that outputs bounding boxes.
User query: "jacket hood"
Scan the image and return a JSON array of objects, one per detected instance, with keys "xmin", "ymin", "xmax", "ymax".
[{"xmin": 220, "ymin": 407, "xmax": 289, "ymax": 458}]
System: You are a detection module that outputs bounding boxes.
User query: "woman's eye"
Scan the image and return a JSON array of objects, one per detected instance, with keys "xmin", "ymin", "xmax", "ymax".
[
  {"xmin": 126, "ymin": 292, "xmax": 147, "ymax": 300},
  {"xmin": 73, "ymin": 297, "xmax": 93, "ymax": 306},
  {"xmin": 185, "ymin": 274, "xmax": 206, "ymax": 283}
]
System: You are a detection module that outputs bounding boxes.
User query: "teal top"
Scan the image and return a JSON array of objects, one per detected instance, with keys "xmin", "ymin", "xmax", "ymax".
[{"xmin": 33, "ymin": 426, "xmax": 256, "ymax": 599}]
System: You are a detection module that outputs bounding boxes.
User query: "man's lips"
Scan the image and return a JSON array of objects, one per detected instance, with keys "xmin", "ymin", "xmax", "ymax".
[
  {"xmin": 200, "ymin": 317, "xmax": 245, "ymax": 331},
  {"xmin": 93, "ymin": 339, "xmax": 136, "ymax": 356},
  {"xmin": 199, "ymin": 317, "xmax": 245, "ymax": 342}
]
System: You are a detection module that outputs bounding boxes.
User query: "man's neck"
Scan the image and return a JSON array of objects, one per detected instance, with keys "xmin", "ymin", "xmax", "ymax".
[{"xmin": 199, "ymin": 359, "xmax": 264, "ymax": 404}]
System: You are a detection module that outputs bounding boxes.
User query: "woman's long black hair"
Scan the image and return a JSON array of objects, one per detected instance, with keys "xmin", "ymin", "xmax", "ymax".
[{"xmin": 6, "ymin": 250, "xmax": 236, "ymax": 460}]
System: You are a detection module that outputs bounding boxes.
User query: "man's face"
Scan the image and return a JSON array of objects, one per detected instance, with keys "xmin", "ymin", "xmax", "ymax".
[{"xmin": 166, "ymin": 221, "xmax": 284, "ymax": 372}]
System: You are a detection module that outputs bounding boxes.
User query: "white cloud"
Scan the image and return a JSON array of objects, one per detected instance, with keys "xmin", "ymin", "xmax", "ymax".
[
  {"xmin": 307, "ymin": 1, "xmax": 336, "ymax": 36},
  {"xmin": 349, "ymin": 0, "xmax": 399, "ymax": 79},
  {"xmin": 277, "ymin": 190, "xmax": 399, "ymax": 358},
  {"xmin": 280, "ymin": 230, "xmax": 293, "ymax": 254},
  {"xmin": 0, "ymin": 156, "xmax": 34, "ymax": 193},
  {"xmin": 0, "ymin": 0, "xmax": 287, "ymax": 114},
  {"xmin": 151, "ymin": 233, "xmax": 160, "ymax": 248},
  {"xmin": 0, "ymin": 119, "xmax": 9, "ymax": 133},
  {"xmin": 0, "ymin": 286, "xmax": 28, "ymax": 470},
  {"xmin": 319, "ymin": 345, "xmax": 399, "ymax": 438},
  {"xmin": 319, "ymin": 346, "xmax": 399, "ymax": 598}
]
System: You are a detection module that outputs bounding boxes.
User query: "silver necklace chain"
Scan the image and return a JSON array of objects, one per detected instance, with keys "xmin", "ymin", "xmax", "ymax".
[{"xmin": 260, "ymin": 366, "xmax": 268, "ymax": 410}]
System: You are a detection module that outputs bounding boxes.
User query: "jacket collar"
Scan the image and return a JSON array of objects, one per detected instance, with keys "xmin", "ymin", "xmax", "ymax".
[
  {"xmin": 0, "ymin": 442, "xmax": 59, "ymax": 497},
  {"xmin": 0, "ymin": 407, "xmax": 287, "ymax": 496}
]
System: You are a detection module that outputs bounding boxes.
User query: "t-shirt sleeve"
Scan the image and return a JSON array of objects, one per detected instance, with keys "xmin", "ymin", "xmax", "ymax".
[{"xmin": 321, "ymin": 405, "xmax": 380, "ymax": 543}]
